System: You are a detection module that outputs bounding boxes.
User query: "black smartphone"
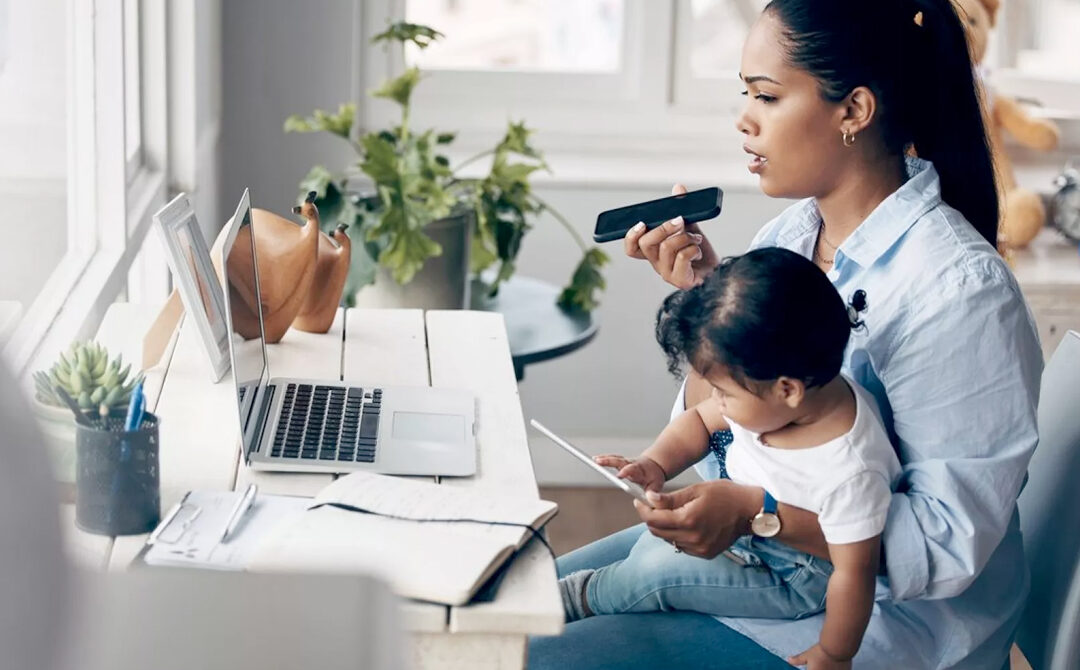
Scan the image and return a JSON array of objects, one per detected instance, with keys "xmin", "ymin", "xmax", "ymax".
[{"xmin": 593, "ymin": 187, "xmax": 723, "ymax": 243}]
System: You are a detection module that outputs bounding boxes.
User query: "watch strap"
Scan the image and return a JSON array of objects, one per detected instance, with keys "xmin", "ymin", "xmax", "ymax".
[{"xmin": 762, "ymin": 490, "xmax": 777, "ymax": 515}]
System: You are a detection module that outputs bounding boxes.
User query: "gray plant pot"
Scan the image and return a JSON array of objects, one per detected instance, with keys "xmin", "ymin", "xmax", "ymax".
[{"xmin": 353, "ymin": 211, "xmax": 473, "ymax": 310}]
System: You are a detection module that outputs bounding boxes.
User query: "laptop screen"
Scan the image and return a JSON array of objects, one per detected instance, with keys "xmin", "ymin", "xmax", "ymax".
[{"xmin": 221, "ymin": 189, "xmax": 270, "ymax": 455}]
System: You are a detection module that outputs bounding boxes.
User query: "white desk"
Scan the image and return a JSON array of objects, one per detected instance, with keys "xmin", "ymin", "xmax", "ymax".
[{"xmin": 63, "ymin": 306, "xmax": 563, "ymax": 669}]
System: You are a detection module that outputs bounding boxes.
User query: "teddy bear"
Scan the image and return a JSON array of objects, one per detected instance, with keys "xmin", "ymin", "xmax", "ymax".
[{"xmin": 953, "ymin": 0, "xmax": 1061, "ymax": 249}]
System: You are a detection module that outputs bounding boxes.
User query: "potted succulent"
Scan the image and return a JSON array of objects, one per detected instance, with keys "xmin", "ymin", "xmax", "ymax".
[
  {"xmin": 32, "ymin": 341, "xmax": 143, "ymax": 482},
  {"xmin": 284, "ymin": 22, "xmax": 608, "ymax": 313}
]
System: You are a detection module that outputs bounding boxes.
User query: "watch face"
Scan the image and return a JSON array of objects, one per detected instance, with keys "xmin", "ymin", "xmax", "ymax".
[
  {"xmin": 751, "ymin": 512, "xmax": 781, "ymax": 538},
  {"xmin": 1053, "ymin": 181, "xmax": 1080, "ymax": 242}
]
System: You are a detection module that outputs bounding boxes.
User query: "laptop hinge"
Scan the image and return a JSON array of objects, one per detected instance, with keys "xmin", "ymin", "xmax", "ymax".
[{"xmin": 249, "ymin": 383, "xmax": 276, "ymax": 463}]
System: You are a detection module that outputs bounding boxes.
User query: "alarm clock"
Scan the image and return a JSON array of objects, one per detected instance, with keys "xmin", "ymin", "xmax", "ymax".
[{"xmin": 1050, "ymin": 164, "xmax": 1080, "ymax": 242}]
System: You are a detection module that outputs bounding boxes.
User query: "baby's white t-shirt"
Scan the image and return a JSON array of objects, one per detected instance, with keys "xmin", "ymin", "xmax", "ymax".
[{"xmin": 724, "ymin": 378, "xmax": 901, "ymax": 545}]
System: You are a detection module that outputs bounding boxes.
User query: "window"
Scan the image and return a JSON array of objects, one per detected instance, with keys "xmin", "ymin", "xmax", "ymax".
[
  {"xmin": 671, "ymin": 0, "xmax": 765, "ymax": 111},
  {"xmin": 987, "ymin": 0, "xmax": 1080, "ymax": 115},
  {"xmin": 1, "ymin": 0, "xmax": 170, "ymax": 377},
  {"xmin": 124, "ymin": 0, "xmax": 143, "ymax": 181},
  {"xmin": 358, "ymin": 0, "xmax": 1080, "ymax": 182},
  {"xmin": 362, "ymin": 1, "xmax": 736, "ymax": 161},
  {"xmin": 1013, "ymin": 0, "xmax": 1080, "ymax": 80},
  {"xmin": 0, "ymin": 0, "xmax": 74, "ymax": 356},
  {"xmin": 405, "ymin": 0, "xmax": 625, "ymax": 73}
]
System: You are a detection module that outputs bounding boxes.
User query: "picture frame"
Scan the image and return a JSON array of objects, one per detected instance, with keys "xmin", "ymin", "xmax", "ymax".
[{"xmin": 153, "ymin": 193, "xmax": 231, "ymax": 382}]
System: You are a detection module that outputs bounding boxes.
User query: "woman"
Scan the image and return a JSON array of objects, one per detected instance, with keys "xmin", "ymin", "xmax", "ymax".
[{"xmin": 529, "ymin": 1, "xmax": 1042, "ymax": 668}]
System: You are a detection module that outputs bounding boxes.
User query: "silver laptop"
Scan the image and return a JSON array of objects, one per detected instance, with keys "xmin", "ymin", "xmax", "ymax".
[{"xmin": 220, "ymin": 188, "xmax": 477, "ymax": 476}]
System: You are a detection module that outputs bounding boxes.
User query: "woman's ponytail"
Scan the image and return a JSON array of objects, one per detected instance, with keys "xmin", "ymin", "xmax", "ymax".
[{"xmin": 904, "ymin": 0, "xmax": 999, "ymax": 246}]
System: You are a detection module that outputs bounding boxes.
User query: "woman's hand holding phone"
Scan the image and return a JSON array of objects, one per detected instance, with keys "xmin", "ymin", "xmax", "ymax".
[
  {"xmin": 625, "ymin": 183, "xmax": 721, "ymax": 289},
  {"xmin": 594, "ymin": 454, "xmax": 667, "ymax": 493}
]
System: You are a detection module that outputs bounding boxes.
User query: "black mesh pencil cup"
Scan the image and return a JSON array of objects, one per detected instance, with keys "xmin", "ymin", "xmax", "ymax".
[{"xmin": 75, "ymin": 411, "xmax": 160, "ymax": 535}]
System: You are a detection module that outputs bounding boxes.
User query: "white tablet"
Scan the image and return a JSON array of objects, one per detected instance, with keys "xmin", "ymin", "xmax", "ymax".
[{"xmin": 530, "ymin": 419, "xmax": 653, "ymax": 508}]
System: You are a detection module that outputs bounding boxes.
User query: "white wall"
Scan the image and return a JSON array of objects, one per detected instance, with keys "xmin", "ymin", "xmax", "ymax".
[
  {"xmin": 220, "ymin": 0, "xmax": 358, "ymax": 222},
  {"xmin": 218, "ymin": 0, "xmax": 791, "ymax": 485},
  {"xmin": 171, "ymin": 0, "xmax": 224, "ymax": 239}
]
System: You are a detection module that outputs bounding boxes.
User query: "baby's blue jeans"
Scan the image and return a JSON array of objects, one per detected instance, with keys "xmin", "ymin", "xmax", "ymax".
[{"xmin": 583, "ymin": 529, "xmax": 833, "ymax": 619}]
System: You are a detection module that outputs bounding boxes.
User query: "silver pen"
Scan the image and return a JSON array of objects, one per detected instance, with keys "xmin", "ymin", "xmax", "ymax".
[{"xmin": 220, "ymin": 483, "xmax": 258, "ymax": 543}]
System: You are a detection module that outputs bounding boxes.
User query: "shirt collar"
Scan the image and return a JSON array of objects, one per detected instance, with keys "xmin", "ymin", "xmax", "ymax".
[{"xmin": 775, "ymin": 157, "xmax": 942, "ymax": 269}]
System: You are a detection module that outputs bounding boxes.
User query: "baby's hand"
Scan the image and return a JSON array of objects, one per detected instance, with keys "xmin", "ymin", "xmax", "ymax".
[
  {"xmin": 788, "ymin": 644, "xmax": 851, "ymax": 670},
  {"xmin": 593, "ymin": 455, "xmax": 667, "ymax": 492}
]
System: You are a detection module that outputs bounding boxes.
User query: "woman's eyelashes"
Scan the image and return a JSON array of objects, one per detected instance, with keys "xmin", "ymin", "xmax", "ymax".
[{"xmin": 740, "ymin": 91, "xmax": 778, "ymax": 104}]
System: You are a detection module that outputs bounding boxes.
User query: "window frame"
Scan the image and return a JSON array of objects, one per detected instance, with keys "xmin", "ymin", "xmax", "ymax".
[
  {"xmin": 670, "ymin": 0, "xmax": 759, "ymax": 112},
  {"xmin": 3, "ymin": 0, "xmax": 169, "ymax": 378},
  {"xmin": 123, "ymin": 0, "xmax": 144, "ymax": 185},
  {"xmin": 360, "ymin": 0, "xmax": 750, "ymax": 161}
]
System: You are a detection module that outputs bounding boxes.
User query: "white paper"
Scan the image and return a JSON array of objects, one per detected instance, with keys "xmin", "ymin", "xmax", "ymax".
[{"xmin": 145, "ymin": 491, "xmax": 310, "ymax": 570}]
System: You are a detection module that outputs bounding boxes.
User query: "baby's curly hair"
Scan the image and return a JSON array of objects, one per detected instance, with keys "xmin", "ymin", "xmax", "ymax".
[{"xmin": 655, "ymin": 247, "xmax": 852, "ymax": 391}]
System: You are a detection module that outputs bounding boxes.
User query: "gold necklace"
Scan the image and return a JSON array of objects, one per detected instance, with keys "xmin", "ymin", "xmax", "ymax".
[
  {"xmin": 815, "ymin": 226, "xmax": 835, "ymax": 265},
  {"xmin": 819, "ymin": 222, "xmax": 840, "ymax": 250}
]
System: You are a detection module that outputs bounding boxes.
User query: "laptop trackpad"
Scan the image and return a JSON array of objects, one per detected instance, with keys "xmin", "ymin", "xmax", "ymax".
[{"xmin": 391, "ymin": 412, "xmax": 465, "ymax": 446}]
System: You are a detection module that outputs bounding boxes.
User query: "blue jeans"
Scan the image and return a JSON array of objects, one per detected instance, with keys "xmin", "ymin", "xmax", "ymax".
[
  {"xmin": 585, "ymin": 527, "xmax": 832, "ymax": 619},
  {"xmin": 528, "ymin": 525, "xmax": 796, "ymax": 669}
]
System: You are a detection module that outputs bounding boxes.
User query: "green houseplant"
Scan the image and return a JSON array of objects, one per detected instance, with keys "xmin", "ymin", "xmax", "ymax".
[
  {"xmin": 31, "ymin": 341, "xmax": 144, "ymax": 482},
  {"xmin": 284, "ymin": 22, "xmax": 608, "ymax": 313}
]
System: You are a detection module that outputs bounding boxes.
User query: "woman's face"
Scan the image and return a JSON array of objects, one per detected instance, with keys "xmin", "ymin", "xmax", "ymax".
[{"xmin": 735, "ymin": 11, "xmax": 849, "ymax": 199}]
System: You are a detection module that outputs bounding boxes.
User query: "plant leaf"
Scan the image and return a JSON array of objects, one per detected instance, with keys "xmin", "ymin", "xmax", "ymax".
[
  {"xmin": 558, "ymin": 248, "xmax": 610, "ymax": 314},
  {"xmin": 498, "ymin": 120, "xmax": 546, "ymax": 164},
  {"xmin": 371, "ymin": 22, "xmax": 444, "ymax": 49},
  {"xmin": 283, "ymin": 102, "xmax": 355, "ymax": 138},
  {"xmin": 371, "ymin": 68, "xmax": 422, "ymax": 107},
  {"xmin": 359, "ymin": 133, "xmax": 401, "ymax": 185},
  {"xmin": 379, "ymin": 228, "xmax": 443, "ymax": 284}
]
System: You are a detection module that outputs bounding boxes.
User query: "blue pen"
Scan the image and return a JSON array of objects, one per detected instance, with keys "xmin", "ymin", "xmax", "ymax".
[
  {"xmin": 110, "ymin": 382, "xmax": 145, "ymax": 525},
  {"xmin": 124, "ymin": 381, "xmax": 145, "ymax": 432}
]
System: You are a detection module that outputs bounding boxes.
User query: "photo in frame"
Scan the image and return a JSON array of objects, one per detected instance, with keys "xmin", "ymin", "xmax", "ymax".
[{"xmin": 153, "ymin": 193, "xmax": 231, "ymax": 381}]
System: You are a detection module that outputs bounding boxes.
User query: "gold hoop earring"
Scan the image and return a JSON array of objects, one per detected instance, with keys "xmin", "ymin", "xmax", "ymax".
[{"xmin": 842, "ymin": 130, "xmax": 856, "ymax": 147}]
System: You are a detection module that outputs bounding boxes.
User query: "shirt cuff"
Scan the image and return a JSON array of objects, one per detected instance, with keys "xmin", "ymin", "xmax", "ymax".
[
  {"xmin": 883, "ymin": 491, "xmax": 931, "ymax": 600},
  {"xmin": 820, "ymin": 513, "xmax": 888, "ymax": 545}
]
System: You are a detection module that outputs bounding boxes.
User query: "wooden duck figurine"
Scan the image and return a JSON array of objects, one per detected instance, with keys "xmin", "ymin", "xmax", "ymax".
[
  {"xmin": 292, "ymin": 197, "xmax": 352, "ymax": 334},
  {"xmin": 223, "ymin": 191, "xmax": 320, "ymax": 343}
]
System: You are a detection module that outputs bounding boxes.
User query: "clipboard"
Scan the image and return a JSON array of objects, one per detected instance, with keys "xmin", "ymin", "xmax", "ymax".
[{"xmin": 142, "ymin": 490, "xmax": 311, "ymax": 570}]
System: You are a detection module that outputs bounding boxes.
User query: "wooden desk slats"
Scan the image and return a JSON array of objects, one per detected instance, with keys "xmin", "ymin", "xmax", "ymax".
[
  {"xmin": 426, "ymin": 311, "xmax": 563, "ymax": 636},
  {"xmin": 341, "ymin": 308, "xmax": 448, "ymax": 633}
]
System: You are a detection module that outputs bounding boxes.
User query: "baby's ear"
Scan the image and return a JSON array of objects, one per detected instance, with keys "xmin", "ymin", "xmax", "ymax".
[{"xmin": 774, "ymin": 376, "xmax": 805, "ymax": 408}]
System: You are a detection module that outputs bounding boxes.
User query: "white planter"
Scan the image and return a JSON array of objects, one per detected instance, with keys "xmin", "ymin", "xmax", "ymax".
[
  {"xmin": 32, "ymin": 398, "xmax": 78, "ymax": 483},
  {"xmin": 352, "ymin": 212, "xmax": 473, "ymax": 310}
]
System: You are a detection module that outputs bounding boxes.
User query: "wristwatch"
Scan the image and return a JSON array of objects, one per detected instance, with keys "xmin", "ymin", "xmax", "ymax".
[{"xmin": 750, "ymin": 490, "xmax": 781, "ymax": 538}]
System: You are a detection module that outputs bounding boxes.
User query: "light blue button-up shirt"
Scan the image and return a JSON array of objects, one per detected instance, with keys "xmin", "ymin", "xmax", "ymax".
[{"xmin": 685, "ymin": 158, "xmax": 1042, "ymax": 668}]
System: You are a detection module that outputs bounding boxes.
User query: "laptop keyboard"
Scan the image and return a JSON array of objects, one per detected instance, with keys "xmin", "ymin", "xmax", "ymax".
[{"xmin": 270, "ymin": 384, "xmax": 382, "ymax": 463}]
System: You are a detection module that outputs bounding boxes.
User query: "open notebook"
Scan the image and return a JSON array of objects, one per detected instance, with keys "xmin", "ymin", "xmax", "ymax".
[{"xmin": 247, "ymin": 471, "xmax": 558, "ymax": 606}]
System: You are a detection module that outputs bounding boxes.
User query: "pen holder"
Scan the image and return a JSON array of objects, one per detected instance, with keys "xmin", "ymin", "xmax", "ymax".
[{"xmin": 75, "ymin": 411, "xmax": 160, "ymax": 535}]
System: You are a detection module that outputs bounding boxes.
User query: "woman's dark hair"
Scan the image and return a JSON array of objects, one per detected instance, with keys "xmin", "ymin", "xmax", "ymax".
[
  {"xmin": 764, "ymin": 0, "xmax": 999, "ymax": 246},
  {"xmin": 656, "ymin": 248, "xmax": 851, "ymax": 390}
]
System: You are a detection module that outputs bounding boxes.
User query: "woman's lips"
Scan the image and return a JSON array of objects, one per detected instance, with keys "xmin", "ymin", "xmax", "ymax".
[{"xmin": 744, "ymin": 145, "xmax": 768, "ymax": 174}]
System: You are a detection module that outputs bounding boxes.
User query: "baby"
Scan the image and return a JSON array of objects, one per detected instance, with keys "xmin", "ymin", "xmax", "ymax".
[{"xmin": 560, "ymin": 247, "xmax": 900, "ymax": 669}]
